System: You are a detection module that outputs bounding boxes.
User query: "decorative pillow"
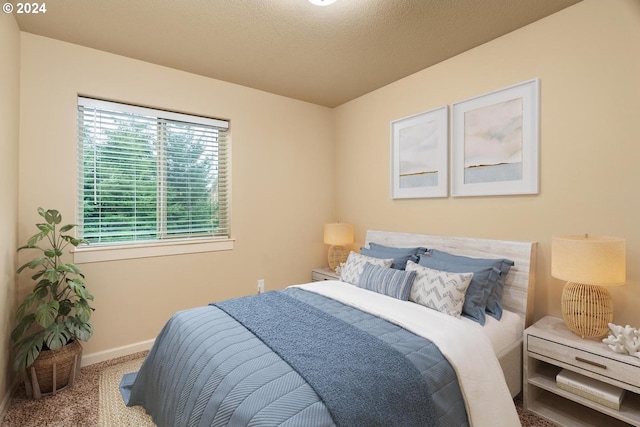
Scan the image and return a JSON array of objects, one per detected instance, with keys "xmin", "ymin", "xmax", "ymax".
[
  {"xmin": 417, "ymin": 255, "xmax": 500, "ymax": 325},
  {"xmin": 360, "ymin": 243, "xmax": 426, "ymax": 270},
  {"xmin": 427, "ymin": 249, "xmax": 514, "ymax": 320},
  {"xmin": 406, "ymin": 261, "xmax": 473, "ymax": 318},
  {"xmin": 340, "ymin": 252, "xmax": 393, "ymax": 285},
  {"xmin": 358, "ymin": 262, "xmax": 417, "ymax": 301}
]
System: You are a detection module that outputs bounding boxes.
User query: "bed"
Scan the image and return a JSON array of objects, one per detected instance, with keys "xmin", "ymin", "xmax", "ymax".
[{"xmin": 120, "ymin": 230, "xmax": 537, "ymax": 427}]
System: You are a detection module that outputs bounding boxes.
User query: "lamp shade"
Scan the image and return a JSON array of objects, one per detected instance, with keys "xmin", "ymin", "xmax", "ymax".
[
  {"xmin": 323, "ymin": 223, "xmax": 354, "ymax": 246},
  {"xmin": 551, "ymin": 235, "xmax": 625, "ymax": 285}
]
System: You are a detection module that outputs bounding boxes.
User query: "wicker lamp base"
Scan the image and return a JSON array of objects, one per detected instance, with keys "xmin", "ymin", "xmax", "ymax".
[
  {"xmin": 328, "ymin": 245, "xmax": 348, "ymax": 271},
  {"xmin": 561, "ymin": 282, "xmax": 613, "ymax": 339}
]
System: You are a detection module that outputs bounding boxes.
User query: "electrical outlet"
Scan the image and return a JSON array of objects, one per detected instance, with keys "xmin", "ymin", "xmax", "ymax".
[{"xmin": 257, "ymin": 279, "xmax": 265, "ymax": 294}]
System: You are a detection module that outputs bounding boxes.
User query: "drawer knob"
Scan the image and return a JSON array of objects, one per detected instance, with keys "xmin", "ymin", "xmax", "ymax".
[{"xmin": 575, "ymin": 356, "xmax": 607, "ymax": 370}]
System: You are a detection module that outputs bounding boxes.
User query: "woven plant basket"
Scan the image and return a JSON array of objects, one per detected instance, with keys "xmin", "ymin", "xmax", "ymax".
[{"xmin": 24, "ymin": 340, "xmax": 83, "ymax": 399}]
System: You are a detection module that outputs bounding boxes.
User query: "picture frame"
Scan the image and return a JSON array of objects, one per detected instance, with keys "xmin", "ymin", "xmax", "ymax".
[
  {"xmin": 390, "ymin": 105, "xmax": 448, "ymax": 199},
  {"xmin": 451, "ymin": 78, "xmax": 539, "ymax": 197}
]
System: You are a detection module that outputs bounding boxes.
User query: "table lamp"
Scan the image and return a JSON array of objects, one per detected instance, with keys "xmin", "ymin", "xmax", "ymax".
[
  {"xmin": 551, "ymin": 234, "xmax": 626, "ymax": 339},
  {"xmin": 323, "ymin": 223, "xmax": 353, "ymax": 270}
]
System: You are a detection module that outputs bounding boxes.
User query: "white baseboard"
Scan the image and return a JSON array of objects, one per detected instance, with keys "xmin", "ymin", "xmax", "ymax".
[
  {"xmin": 81, "ymin": 339, "xmax": 155, "ymax": 367},
  {"xmin": 0, "ymin": 388, "xmax": 13, "ymax": 420},
  {"xmin": 1, "ymin": 374, "xmax": 21, "ymax": 418}
]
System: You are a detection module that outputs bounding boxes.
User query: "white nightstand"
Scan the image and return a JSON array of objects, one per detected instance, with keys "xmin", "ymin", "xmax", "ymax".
[
  {"xmin": 311, "ymin": 267, "xmax": 340, "ymax": 282},
  {"xmin": 524, "ymin": 316, "xmax": 640, "ymax": 427}
]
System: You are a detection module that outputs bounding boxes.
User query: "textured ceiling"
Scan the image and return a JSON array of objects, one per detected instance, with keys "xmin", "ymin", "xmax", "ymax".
[{"xmin": 14, "ymin": 0, "xmax": 580, "ymax": 107}]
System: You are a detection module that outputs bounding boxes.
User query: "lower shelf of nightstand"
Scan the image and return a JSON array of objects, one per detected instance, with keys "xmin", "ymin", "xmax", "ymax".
[
  {"xmin": 528, "ymin": 387, "xmax": 639, "ymax": 427},
  {"xmin": 527, "ymin": 359, "xmax": 640, "ymax": 427}
]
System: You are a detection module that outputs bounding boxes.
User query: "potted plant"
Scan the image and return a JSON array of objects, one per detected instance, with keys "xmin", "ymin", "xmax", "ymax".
[{"xmin": 12, "ymin": 208, "xmax": 94, "ymax": 398}]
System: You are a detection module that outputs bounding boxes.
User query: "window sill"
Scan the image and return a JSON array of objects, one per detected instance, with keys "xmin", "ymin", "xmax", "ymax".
[{"xmin": 72, "ymin": 237, "xmax": 235, "ymax": 264}]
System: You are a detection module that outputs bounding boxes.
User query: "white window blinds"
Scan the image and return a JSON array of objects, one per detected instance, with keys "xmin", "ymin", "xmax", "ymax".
[{"xmin": 77, "ymin": 97, "xmax": 230, "ymax": 245}]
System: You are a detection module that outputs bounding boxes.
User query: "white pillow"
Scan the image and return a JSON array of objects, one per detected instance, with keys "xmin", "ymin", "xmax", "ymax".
[
  {"xmin": 340, "ymin": 252, "xmax": 393, "ymax": 285},
  {"xmin": 406, "ymin": 260, "xmax": 473, "ymax": 318}
]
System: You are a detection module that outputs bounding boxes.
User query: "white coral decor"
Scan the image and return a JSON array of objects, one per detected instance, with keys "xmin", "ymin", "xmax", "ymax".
[{"xmin": 602, "ymin": 323, "xmax": 640, "ymax": 358}]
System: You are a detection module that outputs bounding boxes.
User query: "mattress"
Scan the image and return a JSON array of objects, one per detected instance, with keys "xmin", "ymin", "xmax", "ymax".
[{"xmin": 474, "ymin": 308, "xmax": 523, "ymax": 357}]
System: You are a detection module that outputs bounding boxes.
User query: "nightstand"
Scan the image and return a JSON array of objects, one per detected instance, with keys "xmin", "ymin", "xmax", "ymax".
[
  {"xmin": 524, "ymin": 316, "xmax": 640, "ymax": 426},
  {"xmin": 311, "ymin": 267, "xmax": 340, "ymax": 282}
]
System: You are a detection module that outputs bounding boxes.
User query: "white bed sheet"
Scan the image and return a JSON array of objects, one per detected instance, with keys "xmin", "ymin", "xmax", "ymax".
[
  {"xmin": 461, "ymin": 308, "xmax": 523, "ymax": 357},
  {"xmin": 295, "ymin": 280, "xmax": 521, "ymax": 427}
]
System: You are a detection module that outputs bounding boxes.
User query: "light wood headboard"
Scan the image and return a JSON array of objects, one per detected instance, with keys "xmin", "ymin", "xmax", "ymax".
[{"xmin": 365, "ymin": 230, "xmax": 538, "ymax": 328}]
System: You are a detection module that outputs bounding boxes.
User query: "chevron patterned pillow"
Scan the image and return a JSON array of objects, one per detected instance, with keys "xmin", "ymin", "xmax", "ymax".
[
  {"xmin": 340, "ymin": 251, "xmax": 394, "ymax": 285},
  {"xmin": 406, "ymin": 260, "xmax": 474, "ymax": 318}
]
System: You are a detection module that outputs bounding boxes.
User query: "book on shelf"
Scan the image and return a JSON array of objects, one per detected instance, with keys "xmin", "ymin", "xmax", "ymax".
[{"xmin": 556, "ymin": 369, "xmax": 626, "ymax": 410}]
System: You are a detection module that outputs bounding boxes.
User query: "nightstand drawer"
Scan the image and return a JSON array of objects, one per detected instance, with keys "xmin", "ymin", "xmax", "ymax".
[
  {"xmin": 528, "ymin": 335, "xmax": 640, "ymax": 391},
  {"xmin": 311, "ymin": 271, "xmax": 334, "ymax": 281},
  {"xmin": 311, "ymin": 268, "xmax": 340, "ymax": 282}
]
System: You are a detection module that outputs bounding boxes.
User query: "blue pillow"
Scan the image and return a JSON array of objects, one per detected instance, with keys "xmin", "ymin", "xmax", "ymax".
[
  {"xmin": 417, "ymin": 255, "xmax": 500, "ymax": 325},
  {"xmin": 358, "ymin": 263, "xmax": 417, "ymax": 301},
  {"xmin": 428, "ymin": 249, "xmax": 514, "ymax": 320},
  {"xmin": 360, "ymin": 243, "xmax": 427, "ymax": 270}
]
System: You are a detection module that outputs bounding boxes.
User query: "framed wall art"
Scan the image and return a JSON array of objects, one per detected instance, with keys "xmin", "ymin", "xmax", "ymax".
[
  {"xmin": 390, "ymin": 105, "xmax": 448, "ymax": 199},
  {"xmin": 451, "ymin": 79, "xmax": 539, "ymax": 197}
]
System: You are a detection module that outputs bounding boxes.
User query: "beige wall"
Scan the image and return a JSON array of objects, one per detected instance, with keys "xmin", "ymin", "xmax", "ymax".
[
  {"xmin": 333, "ymin": 0, "xmax": 640, "ymax": 327},
  {"xmin": 0, "ymin": 11, "xmax": 20, "ymax": 413},
  {"xmin": 17, "ymin": 34, "xmax": 335, "ymax": 359}
]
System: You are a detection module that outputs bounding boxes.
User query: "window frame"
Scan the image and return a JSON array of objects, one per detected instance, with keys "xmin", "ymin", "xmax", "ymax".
[
  {"xmin": 74, "ymin": 97, "xmax": 233, "ymax": 263},
  {"xmin": 72, "ymin": 236, "xmax": 234, "ymax": 264}
]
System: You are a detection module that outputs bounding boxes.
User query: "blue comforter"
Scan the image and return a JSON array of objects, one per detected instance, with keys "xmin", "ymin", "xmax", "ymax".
[{"xmin": 120, "ymin": 288, "xmax": 468, "ymax": 427}]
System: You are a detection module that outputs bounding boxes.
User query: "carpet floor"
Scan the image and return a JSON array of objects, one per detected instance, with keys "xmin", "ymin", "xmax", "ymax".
[{"xmin": 1, "ymin": 351, "xmax": 554, "ymax": 427}]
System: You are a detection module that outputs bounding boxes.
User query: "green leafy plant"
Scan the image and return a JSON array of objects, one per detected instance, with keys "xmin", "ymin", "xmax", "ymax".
[{"xmin": 12, "ymin": 208, "xmax": 94, "ymax": 372}]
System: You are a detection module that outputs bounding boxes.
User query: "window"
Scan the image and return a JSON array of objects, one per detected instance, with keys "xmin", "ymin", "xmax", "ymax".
[{"xmin": 77, "ymin": 97, "xmax": 230, "ymax": 254}]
